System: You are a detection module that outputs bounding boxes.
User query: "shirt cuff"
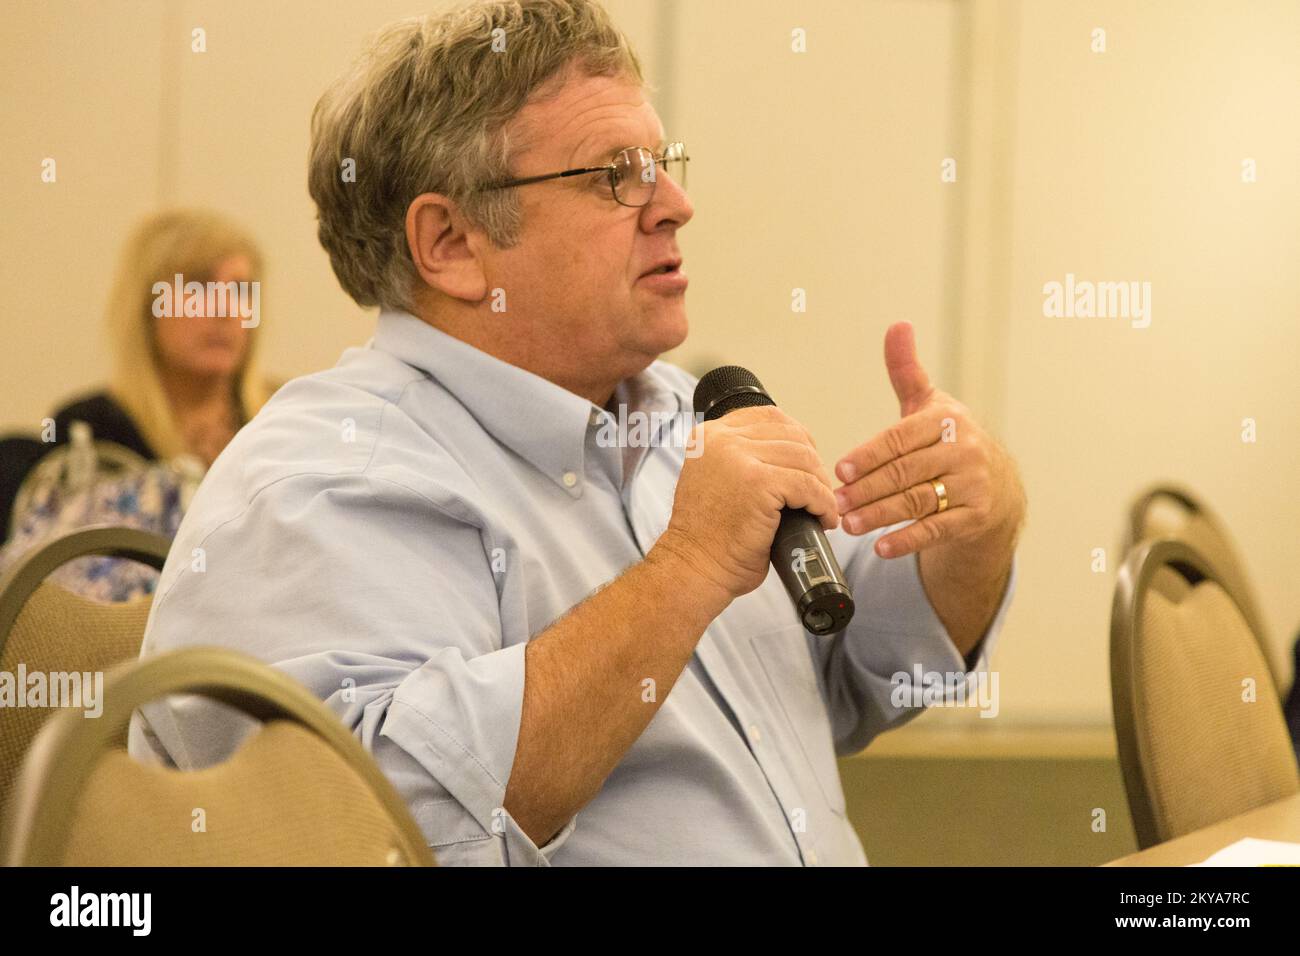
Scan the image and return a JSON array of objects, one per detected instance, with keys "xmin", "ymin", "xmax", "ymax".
[
  {"xmin": 843, "ymin": 538, "xmax": 1013, "ymax": 676},
  {"xmin": 380, "ymin": 640, "xmax": 578, "ymax": 865},
  {"xmin": 830, "ymin": 522, "xmax": 1016, "ymax": 741},
  {"xmin": 499, "ymin": 808, "xmax": 577, "ymax": 866}
]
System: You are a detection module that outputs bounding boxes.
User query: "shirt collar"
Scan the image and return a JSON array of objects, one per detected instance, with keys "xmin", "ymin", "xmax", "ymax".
[{"xmin": 370, "ymin": 310, "xmax": 679, "ymax": 494}]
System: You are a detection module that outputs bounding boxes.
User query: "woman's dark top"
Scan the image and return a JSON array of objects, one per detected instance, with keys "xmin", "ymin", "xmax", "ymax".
[
  {"xmin": 0, "ymin": 392, "xmax": 155, "ymax": 540},
  {"xmin": 52, "ymin": 391, "xmax": 156, "ymax": 460}
]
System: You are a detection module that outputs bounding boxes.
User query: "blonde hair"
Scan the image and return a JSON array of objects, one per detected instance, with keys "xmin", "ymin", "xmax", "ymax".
[
  {"xmin": 105, "ymin": 209, "xmax": 272, "ymax": 461},
  {"xmin": 308, "ymin": 0, "xmax": 643, "ymax": 312}
]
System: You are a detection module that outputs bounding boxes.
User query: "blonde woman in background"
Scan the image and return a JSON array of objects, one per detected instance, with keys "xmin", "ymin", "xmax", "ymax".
[
  {"xmin": 53, "ymin": 208, "xmax": 274, "ymax": 468},
  {"xmin": 1, "ymin": 209, "xmax": 277, "ymax": 601}
]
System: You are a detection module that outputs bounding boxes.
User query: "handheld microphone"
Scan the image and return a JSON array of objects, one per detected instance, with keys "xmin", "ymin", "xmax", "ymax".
[{"xmin": 692, "ymin": 366, "xmax": 855, "ymax": 636}]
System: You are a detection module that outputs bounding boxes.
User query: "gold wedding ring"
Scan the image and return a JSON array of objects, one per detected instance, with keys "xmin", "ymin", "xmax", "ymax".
[{"xmin": 930, "ymin": 478, "xmax": 949, "ymax": 513}]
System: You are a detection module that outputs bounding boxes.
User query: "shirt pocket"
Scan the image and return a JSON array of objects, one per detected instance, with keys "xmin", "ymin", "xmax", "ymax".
[{"xmin": 750, "ymin": 623, "xmax": 848, "ymax": 817}]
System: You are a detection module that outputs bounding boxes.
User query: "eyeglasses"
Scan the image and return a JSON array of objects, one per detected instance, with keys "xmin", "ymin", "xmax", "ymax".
[{"xmin": 480, "ymin": 142, "xmax": 688, "ymax": 207}]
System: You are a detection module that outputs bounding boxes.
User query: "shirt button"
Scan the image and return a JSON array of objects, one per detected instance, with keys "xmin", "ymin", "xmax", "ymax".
[
  {"xmin": 562, "ymin": 471, "xmax": 578, "ymax": 488},
  {"xmin": 748, "ymin": 723, "xmax": 762, "ymax": 743}
]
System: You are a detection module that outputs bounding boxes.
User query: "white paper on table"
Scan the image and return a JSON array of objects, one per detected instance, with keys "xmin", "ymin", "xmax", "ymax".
[{"xmin": 1190, "ymin": 837, "xmax": 1300, "ymax": 866}]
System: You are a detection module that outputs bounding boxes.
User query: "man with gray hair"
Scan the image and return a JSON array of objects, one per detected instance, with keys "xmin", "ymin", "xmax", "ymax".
[{"xmin": 132, "ymin": 0, "xmax": 1024, "ymax": 865}]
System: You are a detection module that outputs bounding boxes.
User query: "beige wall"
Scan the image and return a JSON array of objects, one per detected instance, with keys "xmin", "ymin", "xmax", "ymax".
[
  {"xmin": 2, "ymin": 0, "xmax": 167, "ymax": 431},
  {"xmin": 2, "ymin": 1, "xmax": 1296, "ymax": 728},
  {"xmin": 990, "ymin": 0, "xmax": 1300, "ymax": 719}
]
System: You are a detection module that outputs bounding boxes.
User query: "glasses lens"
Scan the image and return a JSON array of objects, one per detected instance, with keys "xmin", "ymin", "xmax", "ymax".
[
  {"xmin": 610, "ymin": 144, "xmax": 688, "ymax": 206},
  {"xmin": 612, "ymin": 147, "xmax": 656, "ymax": 207},
  {"xmin": 661, "ymin": 142, "xmax": 688, "ymax": 190}
]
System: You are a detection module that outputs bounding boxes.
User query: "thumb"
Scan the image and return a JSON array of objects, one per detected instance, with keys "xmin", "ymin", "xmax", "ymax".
[{"xmin": 884, "ymin": 321, "xmax": 935, "ymax": 417}]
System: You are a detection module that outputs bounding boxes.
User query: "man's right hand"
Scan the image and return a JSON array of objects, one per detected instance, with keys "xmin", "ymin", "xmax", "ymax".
[{"xmin": 655, "ymin": 406, "xmax": 839, "ymax": 602}]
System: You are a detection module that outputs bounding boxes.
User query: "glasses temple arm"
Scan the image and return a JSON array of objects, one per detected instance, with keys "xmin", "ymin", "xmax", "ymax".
[{"xmin": 483, "ymin": 164, "xmax": 615, "ymax": 191}]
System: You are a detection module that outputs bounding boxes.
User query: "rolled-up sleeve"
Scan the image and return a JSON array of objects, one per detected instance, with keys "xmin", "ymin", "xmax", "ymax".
[
  {"xmin": 816, "ymin": 520, "xmax": 1017, "ymax": 755},
  {"xmin": 128, "ymin": 471, "xmax": 574, "ymax": 866},
  {"xmin": 374, "ymin": 642, "xmax": 576, "ymax": 865}
]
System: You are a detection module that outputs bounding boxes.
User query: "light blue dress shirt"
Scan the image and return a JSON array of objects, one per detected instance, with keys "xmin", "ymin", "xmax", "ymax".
[{"xmin": 129, "ymin": 309, "xmax": 1015, "ymax": 866}]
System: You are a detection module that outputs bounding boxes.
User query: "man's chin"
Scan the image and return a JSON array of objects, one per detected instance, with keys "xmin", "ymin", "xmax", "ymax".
[{"xmin": 637, "ymin": 302, "xmax": 689, "ymax": 355}]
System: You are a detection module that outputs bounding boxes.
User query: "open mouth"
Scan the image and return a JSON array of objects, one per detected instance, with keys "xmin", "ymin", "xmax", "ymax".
[{"xmin": 642, "ymin": 261, "xmax": 682, "ymax": 277}]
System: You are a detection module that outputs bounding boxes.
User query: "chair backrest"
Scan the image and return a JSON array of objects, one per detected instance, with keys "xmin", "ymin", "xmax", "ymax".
[
  {"xmin": 0, "ymin": 526, "xmax": 171, "ymax": 816},
  {"xmin": 2, "ymin": 647, "xmax": 435, "ymax": 866},
  {"xmin": 1110, "ymin": 537, "xmax": 1300, "ymax": 848},
  {"xmin": 0, "ymin": 525, "xmax": 172, "ymax": 648},
  {"xmin": 1125, "ymin": 484, "xmax": 1269, "ymax": 644}
]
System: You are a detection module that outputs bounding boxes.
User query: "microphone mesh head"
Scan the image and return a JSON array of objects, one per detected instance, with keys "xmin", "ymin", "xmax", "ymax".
[{"xmin": 693, "ymin": 365, "xmax": 773, "ymax": 421}]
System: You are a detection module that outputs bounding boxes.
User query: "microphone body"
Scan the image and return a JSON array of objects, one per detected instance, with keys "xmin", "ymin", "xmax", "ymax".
[{"xmin": 693, "ymin": 366, "xmax": 855, "ymax": 636}]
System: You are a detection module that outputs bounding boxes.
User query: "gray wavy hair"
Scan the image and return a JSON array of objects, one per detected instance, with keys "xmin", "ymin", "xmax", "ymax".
[{"xmin": 308, "ymin": 0, "xmax": 643, "ymax": 312}]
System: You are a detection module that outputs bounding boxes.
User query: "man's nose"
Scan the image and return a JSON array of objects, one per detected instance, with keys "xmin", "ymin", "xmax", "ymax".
[{"xmin": 640, "ymin": 172, "xmax": 693, "ymax": 232}]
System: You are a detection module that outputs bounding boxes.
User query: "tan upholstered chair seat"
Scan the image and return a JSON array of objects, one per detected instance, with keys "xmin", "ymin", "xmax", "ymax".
[
  {"xmin": 0, "ymin": 583, "xmax": 152, "ymax": 815},
  {"xmin": 1135, "ymin": 569, "xmax": 1299, "ymax": 839},
  {"xmin": 4, "ymin": 647, "xmax": 435, "ymax": 867},
  {"xmin": 1112, "ymin": 539, "xmax": 1300, "ymax": 848},
  {"xmin": 63, "ymin": 720, "xmax": 417, "ymax": 866}
]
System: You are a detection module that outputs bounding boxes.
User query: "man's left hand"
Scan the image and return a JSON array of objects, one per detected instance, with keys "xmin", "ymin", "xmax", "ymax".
[{"xmin": 833, "ymin": 321, "xmax": 1025, "ymax": 559}]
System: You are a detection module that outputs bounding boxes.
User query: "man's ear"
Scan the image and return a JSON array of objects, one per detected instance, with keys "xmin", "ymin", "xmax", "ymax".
[{"xmin": 405, "ymin": 193, "xmax": 489, "ymax": 303}]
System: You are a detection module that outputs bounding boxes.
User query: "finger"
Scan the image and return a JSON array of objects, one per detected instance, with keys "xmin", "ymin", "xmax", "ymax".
[
  {"xmin": 884, "ymin": 321, "xmax": 936, "ymax": 417},
  {"xmin": 835, "ymin": 443, "xmax": 953, "ymax": 514},
  {"xmin": 875, "ymin": 504, "xmax": 966, "ymax": 558},
  {"xmin": 719, "ymin": 405, "xmax": 818, "ymax": 449},
  {"xmin": 750, "ymin": 440, "xmax": 834, "ymax": 489},
  {"xmin": 733, "ymin": 421, "xmax": 819, "ymax": 451},
  {"xmin": 720, "ymin": 405, "xmax": 786, "ymax": 425},
  {"xmin": 835, "ymin": 404, "xmax": 951, "ymax": 483},
  {"xmin": 767, "ymin": 466, "xmax": 840, "ymax": 530},
  {"xmin": 841, "ymin": 473, "xmax": 957, "ymax": 535}
]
